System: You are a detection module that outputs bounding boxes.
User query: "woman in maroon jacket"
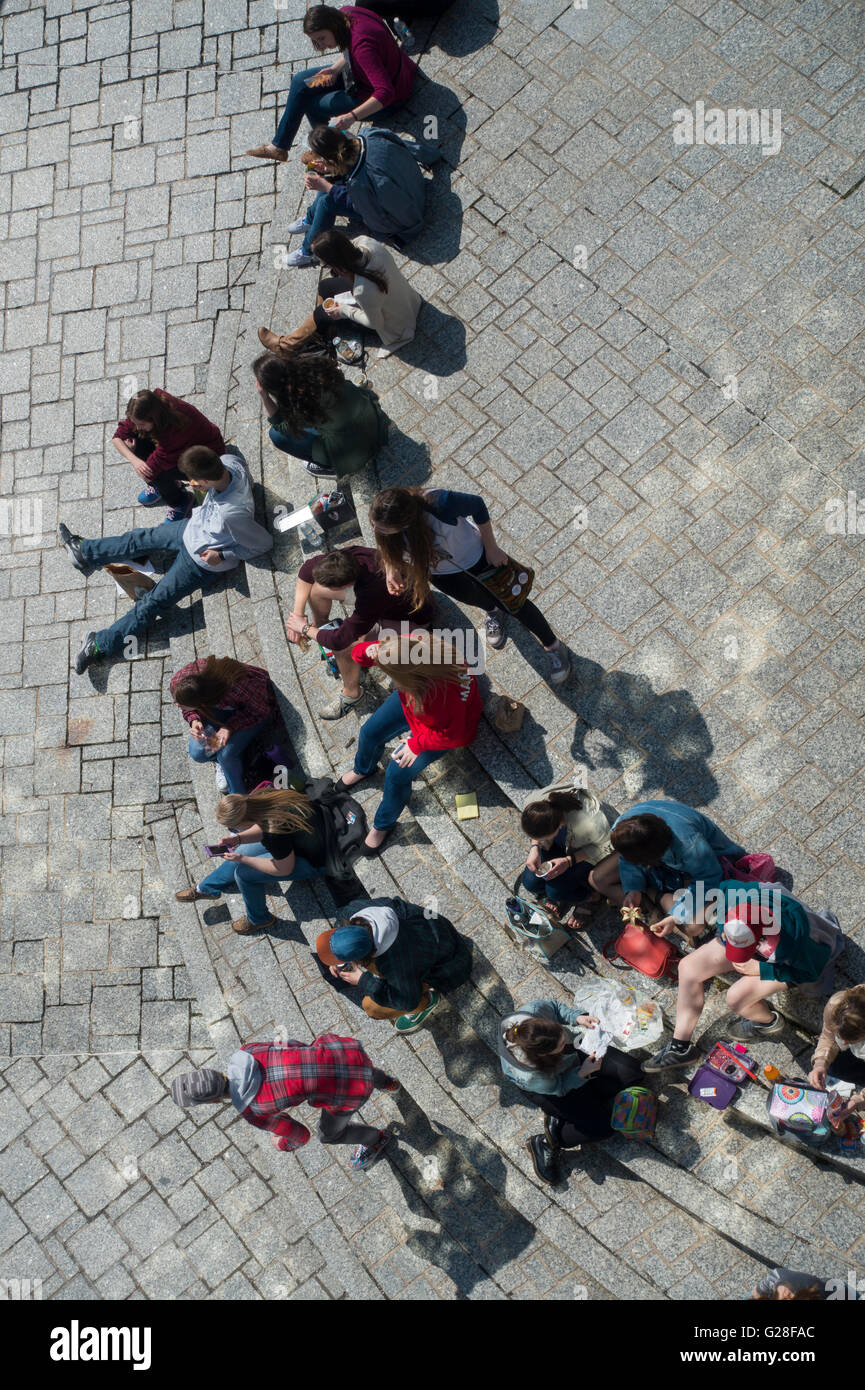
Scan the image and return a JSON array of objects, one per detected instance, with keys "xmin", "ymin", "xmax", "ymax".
[
  {"xmin": 340, "ymin": 632, "xmax": 481, "ymax": 854},
  {"xmin": 170, "ymin": 655, "xmax": 278, "ymax": 794},
  {"xmin": 247, "ymin": 5, "xmax": 417, "ymax": 164},
  {"xmin": 113, "ymin": 388, "xmax": 225, "ymax": 521}
]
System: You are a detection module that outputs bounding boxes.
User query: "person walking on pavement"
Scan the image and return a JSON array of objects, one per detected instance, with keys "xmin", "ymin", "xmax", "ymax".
[{"xmin": 169, "ymin": 1035, "xmax": 399, "ymax": 1169}]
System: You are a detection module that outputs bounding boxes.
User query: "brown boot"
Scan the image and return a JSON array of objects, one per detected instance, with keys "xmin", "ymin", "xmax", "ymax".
[
  {"xmin": 258, "ymin": 315, "xmax": 318, "ymax": 357},
  {"xmin": 246, "ymin": 144, "xmax": 288, "ymax": 162},
  {"xmin": 232, "ymin": 914, "xmax": 276, "ymax": 935}
]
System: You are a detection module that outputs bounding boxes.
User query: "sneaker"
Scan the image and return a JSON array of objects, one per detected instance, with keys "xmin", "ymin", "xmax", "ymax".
[
  {"xmin": 58, "ymin": 523, "xmax": 94, "ymax": 576},
  {"xmin": 175, "ymin": 887, "xmax": 218, "ymax": 904},
  {"xmin": 376, "ymin": 1074, "xmax": 400, "ymax": 1093},
  {"xmin": 320, "ymin": 691, "xmax": 365, "ymax": 720},
  {"xmin": 214, "ymin": 764, "xmax": 228, "ymax": 794},
  {"xmin": 393, "ymin": 990, "xmax": 441, "ymax": 1034},
  {"xmin": 484, "ymin": 612, "xmax": 507, "ymax": 650},
  {"xmin": 73, "ymin": 632, "xmax": 100, "ymax": 674},
  {"xmin": 287, "ymin": 216, "xmax": 310, "ymax": 235},
  {"xmin": 527, "ymin": 1135, "xmax": 561, "ymax": 1187},
  {"xmin": 728, "ymin": 1010, "xmax": 785, "ymax": 1041},
  {"xmin": 282, "ymin": 249, "xmax": 318, "ymax": 269},
  {"xmin": 349, "ymin": 1129, "xmax": 390, "ymax": 1170},
  {"xmin": 305, "ymin": 459, "xmax": 339, "ymax": 477},
  {"xmin": 137, "ymin": 485, "xmax": 163, "ymax": 507},
  {"xmin": 166, "ymin": 499, "xmax": 193, "ymax": 523},
  {"xmin": 642, "ymin": 1039, "xmax": 700, "ymax": 1073},
  {"xmin": 232, "ymin": 915, "xmax": 276, "ymax": 935},
  {"xmin": 547, "ymin": 643, "xmax": 571, "ymax": 686}
]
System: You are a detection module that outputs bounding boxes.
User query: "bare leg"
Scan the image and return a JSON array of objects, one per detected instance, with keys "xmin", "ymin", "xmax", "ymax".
[
  {"xmin": 672, "ymin": 938, "xmax": 730, "ymax": 1042},
  {"xmin": 726, "ymin": 975, "xmax": 785, "ymax": 1024},
  {"xmin": 588, "ymin": 852, "xmax": 624, "ymax": 904}
]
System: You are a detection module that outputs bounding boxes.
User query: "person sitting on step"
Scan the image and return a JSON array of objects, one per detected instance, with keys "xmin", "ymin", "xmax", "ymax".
[
  {"xmin": 809, "ymin": 984, "xmax": 865, "ymax": 1123},
  {"xmin": 58, "ymin": 445, "xmax": 272, "ymax": 674},
  {"xmin": 170, "ymin": 1035, "xmax": 400, "ymax": 1171},
  {"xmin": 246, "ymin": 5, "xmax": 417, "ymax": 165},
  {"xmin": 339, "ymin": 630, "xmax": 481, "ymax": 856},
  {"xmin": 588, "ymin": 799, "xmax": 748, "ymax": 939},
  {"xmin": 520, "ymin": 780, "xmax": 612, "ymax": 928},
  {"xmin": 170, "ymin": 655, "xmax": 279, "ymax": 795},
  {"xmin": 259, "ymin": 229, "xmax": 422, "ymax": 361},
  {"xmin": 175, "ymin": 786, "xmax": 329, "ymax": 935},
  {"xmin": 315, "ymin": 895, "xmax": 472, "ymax": 1034},
  {"xmin": 498, "ymin": 998, "xmax": 644, "ymax": 1188},
  {"xmin": 113, "ymin": 387, "xmax": 225, "ymax": 521},
  {"xmin": 253, "ymin": 349, "xmax": 387, "ymax": 479},
  {"xmin": 286, "ymin": 544, "xmax": 435, "ymax": 720},
  {"xmin": 643, "ymin": 879, "xmax": 842, "ymax": 1073}
]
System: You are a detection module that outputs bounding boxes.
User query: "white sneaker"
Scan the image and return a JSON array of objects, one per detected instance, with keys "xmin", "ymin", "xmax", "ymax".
[
  {"xmin": 283, "ymin": 249, "xmax": 318, "ymax": 268},
  {"xmin": 287, "ymin": 216, "xmax": 310, "ymax": 235},
  {"xmin": 214, "ymin": 765, "xmax": 228, "ymax": 794}
]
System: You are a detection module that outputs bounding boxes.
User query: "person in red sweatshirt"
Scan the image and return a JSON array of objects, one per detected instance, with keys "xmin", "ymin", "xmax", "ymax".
[
  {"xmin": 113, "ymin": 387, "xmax": 225, "ymax": 520},
  {"xmin": 340, "ymin": 631, "xmax": 481, "ymax": 854}
]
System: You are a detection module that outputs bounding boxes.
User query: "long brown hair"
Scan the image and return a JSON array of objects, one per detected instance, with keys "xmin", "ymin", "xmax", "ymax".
[
  {"xmin": 172, "ymin": 656, "xmax": 251, "ymax": 725},
  {"xmin": 253, "ymin": 350, "xmax": 344, "ymax": 434},
  {"xmin": 310, "ymin": 230, "xmax": 389, "ymax": 294},
  {"xmin": 303, "ymin": 4, "xmax": 351, "ymax": 48},
  {"xmin": 371, "ymin": 633, "xmax": 468, "ymax": 714},
  {"xmin": 216, "ymin": 788, "xmax": 314, "ymax": 835},
  {"xmin": 521, "ymin": 791, "xmax": 586, "ymax": 840},
  {"xmin": 126, "ymin": 388, "xmax": 186, "ymax": 439},
  {"xmin": 308, "ymin": 124, "xmax": 361, "ymax": 178},
  {"xmin": 505, "ymin": 1016, "xmax": 570, "ymax": 1074},
  {"xmin": 369, "ymin": 487, "xmax": 437, "ymax": 611},
  {"xmin": 827, "ymin": 985, "xmax": 865, "ymax": 1045}
]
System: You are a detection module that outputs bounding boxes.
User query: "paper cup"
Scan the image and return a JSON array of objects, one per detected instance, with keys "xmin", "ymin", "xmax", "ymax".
[
  {"xmin": 323, "ymin": 297, "xmax": 336, "ymax": 310},
  {"xmin": 538, "ymin": 861, "xmax": 555, "ymax": 878}
]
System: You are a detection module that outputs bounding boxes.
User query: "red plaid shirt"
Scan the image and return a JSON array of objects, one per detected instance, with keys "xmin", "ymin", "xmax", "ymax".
[
  {"xmin": 170, "ymin": 659, "xmax": 277, "ymax": 733},
  {"xmin": 238, "ymin": 1037, "xmax": 376, "ymax": 1151}
]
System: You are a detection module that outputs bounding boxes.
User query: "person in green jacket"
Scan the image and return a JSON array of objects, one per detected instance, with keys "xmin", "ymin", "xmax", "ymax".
[{"xmin": 253, "ymin": 349, "xmax": 387, "ymax": 478}]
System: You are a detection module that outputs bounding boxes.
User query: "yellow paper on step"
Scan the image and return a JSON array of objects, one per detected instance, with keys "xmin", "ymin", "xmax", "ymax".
[{"xmin": 454, "ymin": 793, "xmax": 479, "ymax": 821}]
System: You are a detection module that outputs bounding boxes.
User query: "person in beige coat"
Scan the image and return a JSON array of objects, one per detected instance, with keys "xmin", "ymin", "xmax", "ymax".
[
  {"xmin": 520, "ymin": 779, "xmax": 613, "ymax": 927},
  {"xmin": 808, "ymin": 984, "xmax": 865, "ymax": 1121},
  {"xmin": 259, "ymin": 229, "xmax": 422, "ymax": 359}
]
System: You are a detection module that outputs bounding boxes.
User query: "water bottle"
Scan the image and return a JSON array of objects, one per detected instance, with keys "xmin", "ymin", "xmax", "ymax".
[{"xmin": 299, "ymin": 518, "xmax": 320, "ymax": 552}]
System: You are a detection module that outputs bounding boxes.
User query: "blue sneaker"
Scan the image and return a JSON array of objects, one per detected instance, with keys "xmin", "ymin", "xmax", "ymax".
[
  {"xmin": 166, "ymin": 500, "xmax": 193, "ymax": 523},
  {"xmin": 349, "ymin": 1129, "xmax": 390, "ymax": 1170},
  {"xmin": 138, "ymin": 486, "xmax": 163, "ymax": 506}
]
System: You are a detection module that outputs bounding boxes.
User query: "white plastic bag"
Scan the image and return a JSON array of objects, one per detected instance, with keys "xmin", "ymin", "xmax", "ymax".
[{"xmin": 574, "ymin": 978, "xmax": 665, "ymax": 1052}]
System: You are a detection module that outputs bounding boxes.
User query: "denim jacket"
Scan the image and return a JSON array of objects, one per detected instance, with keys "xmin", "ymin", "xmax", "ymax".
[
  {"xmin": 613, "ymin": 799, "xmax": 745, "ymax": 924},
  {"xmin": 498, "ymin": 999, "xmax": 588, "ymax": 1096}
]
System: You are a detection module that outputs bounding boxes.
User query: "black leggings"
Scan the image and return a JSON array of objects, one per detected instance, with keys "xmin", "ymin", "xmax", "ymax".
[
  {"xmin": 533, "ymin": 1047, "xmax": 644, "ymax": 1147},
  {"xmin": 313, "ymin": 274, "xmax": 355, "ymax": 334},
  {"xmin": 432, "ymin": 560, "xmax": 557, "ymax": 648},
  {"xmin": 829, "ymin": 1052, "xmax": 865, "ymax": 1086}
]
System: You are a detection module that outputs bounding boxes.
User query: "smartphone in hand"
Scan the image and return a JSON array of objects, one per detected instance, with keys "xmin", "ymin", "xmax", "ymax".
[{"xmin": 204, "ymin": 844, "xmax": 226, "ymax": 857}]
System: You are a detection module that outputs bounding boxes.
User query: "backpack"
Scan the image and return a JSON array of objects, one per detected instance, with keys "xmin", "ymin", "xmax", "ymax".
[
  {"xmin": 766, "ymin": 1081, "xmax": 830, "ymax": 1144},
  {"xmin": 611, "ymin": 1087, "xmax": 657, "ymax": 1141},
  {"xmin": 603, "ymin": 918, "xmax": 679, "ymax": 981},
  {"xmin": 720, "ymin": 852, "xmax": 776, "ymax": 882},
  {"xmin": 303, "ymin": 776, "xmax": 368, "ymax": 882}
]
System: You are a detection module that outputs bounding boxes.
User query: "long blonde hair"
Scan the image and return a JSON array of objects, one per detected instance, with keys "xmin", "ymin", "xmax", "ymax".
[
  {"xmin": 369, "ymin": 487, "xmax": 436, "ymax": 612},
  {"xmin": 373, "ymin": 633, "xmax": 468, "ymax": 713},
  {"xmin": 216, "ymin": 788, "xmax": 314, "ymax": 834}
]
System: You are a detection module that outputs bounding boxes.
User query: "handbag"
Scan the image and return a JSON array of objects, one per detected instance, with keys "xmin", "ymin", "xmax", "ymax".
[
  {"xmin": 474, "ymin": 556, "xmax": 535, "ymax": 614},
  {"xmin": 603, "ymin": 918, "xmax": 679, "ymax": 981},
  {"xmin": 767, "ymin": 1081, "xmax": 830, "ymax": 1141},
  {"xmin": 720, "ymin": 852, "xmax": 776, "ymax": 882},
  {"xmin": 610, "ymin": 1087, "xmax": 657, "ymax": 1141},
  {"xmin": 103, "ymin": 561, "xmax": 158, "ymax": 601}
]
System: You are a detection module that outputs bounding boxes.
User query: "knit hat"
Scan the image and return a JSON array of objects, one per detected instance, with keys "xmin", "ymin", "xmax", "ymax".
[{"xmin": 170, "ymin": 1068, "xmax": 227, "ymax": 1107}]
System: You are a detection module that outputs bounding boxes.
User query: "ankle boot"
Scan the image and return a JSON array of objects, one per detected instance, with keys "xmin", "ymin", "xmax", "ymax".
[{"xmin": 258, "ymin": 313, "xmax": 318, "ymax": 356}]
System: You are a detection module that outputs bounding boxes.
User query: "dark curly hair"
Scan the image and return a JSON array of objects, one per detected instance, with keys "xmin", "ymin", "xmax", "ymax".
[{"xmin": 252, "ymin": 350, "xmax": 344, "ymax": 435}]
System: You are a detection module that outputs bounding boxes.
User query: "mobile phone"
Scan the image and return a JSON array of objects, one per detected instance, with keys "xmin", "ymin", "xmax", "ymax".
[
  {"xmin": 204, "ymin": 844, "xmax": 226, "ymax": 857},
  {"xmin": 391, "ymin": 741, "xmax": 406, "ymax": 760}
]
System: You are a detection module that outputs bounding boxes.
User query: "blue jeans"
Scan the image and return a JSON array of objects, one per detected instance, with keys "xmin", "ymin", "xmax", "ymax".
[
  {"xmin": 522, "ymin": 827, "xmax": 592, "ymax": 904},
  {"xmin": 188, "ymin": 718, "xmax": 271, "ymax": 795},
  {"xmin": 80, "ymin": 521, "xmax": 223, "ymax": 658},
  {"xmin": 269, "ymin": 425, "xmax": 319, "ymax": 462},
  {"xmin": 197, "ymin": 842, "xmax": 325, "ymax": 927},
  {"xmin": 354, "ymin": 690, "xmax": 446, "ymax": 830},
  {"xmin": 274, "ymin": 66, "xmax": 355, "ymax": 151},
  {"xmin": 301, "ymin": 189, "xmax": 359, "ymax": 255}
]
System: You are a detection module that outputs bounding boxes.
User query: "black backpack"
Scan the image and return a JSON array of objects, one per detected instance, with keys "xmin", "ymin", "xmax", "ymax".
[{"xmin": 303, "ymin": 776, "xmax": 368, "ymax": 882}]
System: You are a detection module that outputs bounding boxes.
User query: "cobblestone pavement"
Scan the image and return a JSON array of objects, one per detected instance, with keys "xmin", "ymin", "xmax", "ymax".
[{"xmin": 2, "ymin": 0, "xmax": 865, "ymax": 1300}]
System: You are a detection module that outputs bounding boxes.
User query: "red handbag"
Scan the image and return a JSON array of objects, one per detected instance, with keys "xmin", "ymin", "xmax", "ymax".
[
  {"xmin": 720, "ymin": 852, "xmax": 776, "ymax": 883},
  {"xmin": 603, "ymin": 919, "xmax": 679, "ymax": 981}
]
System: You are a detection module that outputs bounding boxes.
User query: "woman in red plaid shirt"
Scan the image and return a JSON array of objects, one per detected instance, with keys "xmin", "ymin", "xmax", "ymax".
[
  {"xmin": 170, "ymin": 655, "xmax": 279, "ymax": 795},
  {"xmin": 170, "ymin": 1035, "xmax": 399, "ymax": 1170}
]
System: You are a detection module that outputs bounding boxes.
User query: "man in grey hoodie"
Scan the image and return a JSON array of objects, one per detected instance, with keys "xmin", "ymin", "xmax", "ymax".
[
  {"xmin": 58, "ymin": 446, "xmax": 273, "ymax": 673},
  {"xmin": 170, "ymin": 1034, "xmax": 400, "ymax": 1170}
]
